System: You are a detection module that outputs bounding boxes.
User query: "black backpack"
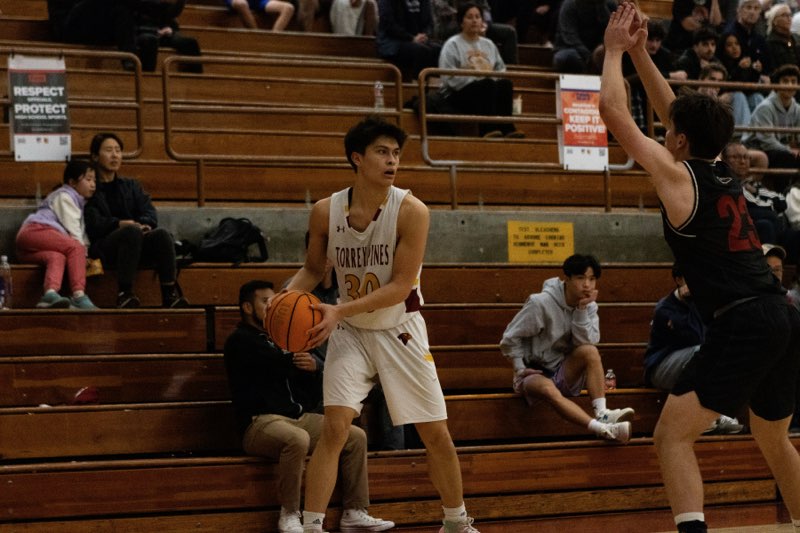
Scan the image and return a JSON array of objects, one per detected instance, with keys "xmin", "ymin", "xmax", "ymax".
[{"xmin": 194, "ymin": 217, "xmax": 268, "ymax": 264}]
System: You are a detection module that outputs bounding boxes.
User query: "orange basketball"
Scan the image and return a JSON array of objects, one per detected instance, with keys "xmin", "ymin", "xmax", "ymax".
[{"xmin": 265, "ymin": 290, "xmax": 323, "ymax": 352}]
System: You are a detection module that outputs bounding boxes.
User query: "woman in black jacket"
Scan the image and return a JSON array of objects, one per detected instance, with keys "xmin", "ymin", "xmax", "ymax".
[{"xmin": 85, "ymin": 132, "xmax": 188, "ymax": 308}]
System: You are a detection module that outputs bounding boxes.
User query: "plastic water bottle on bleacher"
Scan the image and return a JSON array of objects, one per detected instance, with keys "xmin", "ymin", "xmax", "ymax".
[
  {"xmin": 373, "ymin": 81, "xmax": 384, "ymax": 109},
  {"xmin": 0, "ymin": 255, "xmax": 12, "ymax": 310},
  {"xmin": 604, "ymin": 368, "xmax": 617, "ymax": 391}
]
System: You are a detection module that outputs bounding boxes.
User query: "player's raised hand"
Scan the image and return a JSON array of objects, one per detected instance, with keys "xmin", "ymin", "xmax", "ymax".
[{"xmin": 604, "ymin": 3, "xmax": 643, "ymax": 53}]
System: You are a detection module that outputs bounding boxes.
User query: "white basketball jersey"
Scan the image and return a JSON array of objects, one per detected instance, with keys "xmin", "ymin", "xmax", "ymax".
[{"xmin": 328, "ymin": 186, "xmax": 424, "ymax": 330}]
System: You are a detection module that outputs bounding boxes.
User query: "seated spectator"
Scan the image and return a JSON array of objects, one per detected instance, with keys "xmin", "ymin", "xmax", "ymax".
[
  {"xmin": 623, "ymin": 20, "xmax": 687, "ymax": 133},
  {"xmin": 84, "ymin": 132, "xmax": 188, "ymax": 309},
  {"xmin": 433, "ymin": 0, "xmax": 518, "ymax": 65},
  {"xmin": 666, "ymin": 0, "xmax": 725, "ymax": 55},
  {"xmin": 15, "ymin": 160, "xmax": 98, "ymax": 310},
  {"xmin": 697, "ymin": 64, "xmax": 757, "ymax": 133},
  {"xmin": 330, "ymin": 0, "xmax": 378, "ymax": 35},
  {"xmin": 742, "ymin": 63, "xmax": 800, "ymax": 192},
  {"xmin": 765, "ymin": 4, "xmax": 800, "ymax": 73},
  {"xmin": 490, "ymin": 0, "xmax": 556, "ymax": 46},
  {"xmin": 499, "ymin": 254, "xmax": 635, "ymax": 444},
  {"xmin": 226, "ymin": 0, "xmax": 297, "ymax": 32},
  {"xmin": 223, "ymin": 280, "xmax": 394, "ymax": 533},
  {"xmin": 438, "ymin": 2, "xmax": 523, "ymax": 138},
  {"xmin": 724, "ymin": 0, "xmax": 772, "ymax": 81},
  {"xmin": 47, "ymin": 0, "xmax": 138, "ymax": 68},
  {"xmin": 643, "ymin": 265, "xmax": 744, "ymax": 434},
  {"xmin": 722, "ymin": 142, "xmax": 800, "ymax": 262},
  {"xmin": 377, "ymin": 0, "xmax": 442, "ymax": 79},
  {"xmin": 717, "ymin": 31, "xmax": 765, "ymax": 125},
  {"xmin": 674, "ymin": 27, "xmax": 721, "ymax": 80},
  {"xmin": 136, "ymin": 0, "xmax": 203, "ymax": 73},
  {"xmin": 551, "ymin": 0, "xmax": 616, "ymax": 74}
]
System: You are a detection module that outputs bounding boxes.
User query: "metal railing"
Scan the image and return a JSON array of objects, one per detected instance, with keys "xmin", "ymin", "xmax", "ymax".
[
  {"xmin": 0, "ymin": 46, "xmax": 144, "ymax": 159},
  {"xmin": 161, "ymin": 54, "xmax": 403, "ymax": 206},
  {"xmin": 417, "ymin": 67, "xmax": 635, "ymax": 211}
]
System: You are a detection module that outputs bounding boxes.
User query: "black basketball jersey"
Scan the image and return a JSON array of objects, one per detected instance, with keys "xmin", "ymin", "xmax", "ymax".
[{"xmin": 662, "ymin": 159, "xmax": 784, "ymax": 322}]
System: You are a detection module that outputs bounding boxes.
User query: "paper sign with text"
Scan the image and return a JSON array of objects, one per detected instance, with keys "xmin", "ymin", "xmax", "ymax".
[
  {"xmin": 507, "ymin": 221, "xmax": 574, "ymax": 263},
  {"xmin": 556, "ymin": 74, "xmax": 607, "ymax": 171},
  {"xmin": 9, "ymin": 55, "xmax": 71, "ymax": 161}
]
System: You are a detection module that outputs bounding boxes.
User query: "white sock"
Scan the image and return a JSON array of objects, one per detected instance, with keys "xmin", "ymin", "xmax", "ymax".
[
  {"xmin": 792, "ymin": 517, "xmax": 800, "ymax": 532},
  {"xmin": 592, "ymin": 398, "xmax": 607, "ymax": 416},
  {"xmin": 443, "ymin": 503, "xmax": 467, "ymax": 523},
  {"xmin": 302, "ymin": 511, "xmax": 325, "ymax": 530},
  {"xmin": 44, "ymin": 289, "xmax": 59, "ymax": 295},
  {"xmin": 674, "ymin": 512, "xmax": 705, "ymax": 525},
  {"xmin": 588, "ymin": 419, "xmax": 605, "ymax": 434},
  {"xmin": 72, "ymin": 290, "xmax": 85, "ymax": 298}
]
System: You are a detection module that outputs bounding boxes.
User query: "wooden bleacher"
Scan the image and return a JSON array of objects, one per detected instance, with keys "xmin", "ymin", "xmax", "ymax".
[{"xmin": 2, "ymin": 262, "xmax": 798, "ymax": 530}]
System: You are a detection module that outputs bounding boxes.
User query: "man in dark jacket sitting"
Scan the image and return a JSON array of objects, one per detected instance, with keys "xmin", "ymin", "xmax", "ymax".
[{"xmin": 223, "ymin": 280, "xmax": 394, "ymax": 533}]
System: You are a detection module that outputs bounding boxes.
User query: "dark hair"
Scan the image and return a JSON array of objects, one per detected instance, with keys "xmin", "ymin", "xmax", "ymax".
[
  {"xmin": 89, "ymin": 132, "xmax": 124, "ymax": 157},
  {"xmin": 457, "ymin": 2, "xmax": 483, "ymax": 24},
  {"xmin": 671, "ymin": 263, "xmax": 684, "ymax": 280},
  {"xmin": 344, "ymin": 116, "xmax": 408, "ymax": 172},
  {"xmin": 63, "ymin": 159, "xmax": 93, "ymax": 184},
  {"xmin": 699, "ymin": 62, "xmax": 728, "ymax": 80},
  {"xmin": 669, "ymin": 91, "xmax": 734, "ymax": 159},
  {"xmin": 771, "ymin": 63, "xmax": 800, "ymax": 84},
  {"xmin": 238, "ymin": 280, "xmax": 274, "ymax": 318},
  {"xmin": 563, "ymin": 254, "xmax": 602, "ymax": 278},
  {"xmin": 692, "ymin": 27, "xmax": 718, "ymax": 45},
  {"xmin": 647, "ymin": 20, "xmax": 666, "ymax": 41}
]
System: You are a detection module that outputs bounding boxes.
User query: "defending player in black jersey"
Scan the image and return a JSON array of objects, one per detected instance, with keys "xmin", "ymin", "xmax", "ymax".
[{"xmin": 600, "ymin": 4, "xmax": 800, "ymax": 533}]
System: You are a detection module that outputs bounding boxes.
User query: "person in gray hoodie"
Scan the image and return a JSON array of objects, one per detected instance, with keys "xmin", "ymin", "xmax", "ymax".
[
  {"xmin": 742, "ymin": 63, "xmax": 800, "ymax": 191},
  {"xmin": 499, "ymin": 254, "xmax": 635, "ymax": 443}
]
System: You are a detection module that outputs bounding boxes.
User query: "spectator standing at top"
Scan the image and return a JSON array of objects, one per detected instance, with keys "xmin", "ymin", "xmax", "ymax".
[
  {"xmin": 552, "ymin": 0, "xmax": 616, "ymax": 74},
  {"xmin": 84, "ymin": 132, "xmax": 189, "ymax": 309},
  {"xmin": 377, "ymin": 0, "xmax": 442, "ymax": 79}
]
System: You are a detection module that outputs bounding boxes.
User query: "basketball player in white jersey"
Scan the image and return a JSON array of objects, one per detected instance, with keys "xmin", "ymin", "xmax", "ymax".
[{"xmin": 285, "ymin": 116, "xmax": 479, "ymax": 533}]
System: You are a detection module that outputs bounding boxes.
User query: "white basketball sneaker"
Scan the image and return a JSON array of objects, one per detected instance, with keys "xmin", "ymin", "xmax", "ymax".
[
  {"xmin": 339, "ymin": 508, "xmax": 395, "ymax": 532},
  {"xmin": 596, "ymin": 407, "xmax": 635, "ymax": 424}
]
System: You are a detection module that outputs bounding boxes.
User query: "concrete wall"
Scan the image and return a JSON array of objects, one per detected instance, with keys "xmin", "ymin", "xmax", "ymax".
[{"xmin": 0, "ymin": 206, "xmax": 673, "ymax": 264}]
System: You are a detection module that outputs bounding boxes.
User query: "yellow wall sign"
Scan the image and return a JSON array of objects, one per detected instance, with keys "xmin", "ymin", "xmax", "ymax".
[{"xmin": 507, "ymin": 221, "xmax": 575, "ymax": 263}]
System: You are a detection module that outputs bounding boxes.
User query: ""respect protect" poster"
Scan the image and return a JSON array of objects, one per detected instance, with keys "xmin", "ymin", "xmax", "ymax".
[{"xmin": 9, "ymin": 55, "xmax": 71, "ymax": 161}]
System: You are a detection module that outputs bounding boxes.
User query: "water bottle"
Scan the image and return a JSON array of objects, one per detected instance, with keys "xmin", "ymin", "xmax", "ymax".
[
  {"xmin": 604, "ymin": 368, "xmax": 617, "ymax": 391},
  {"xmin": 373, "ymin": 81, "xmax": 385, "ymax": 109},
  {"xmin": 0, "ymin": 255, "xmax": 12, "ymax": 310}
]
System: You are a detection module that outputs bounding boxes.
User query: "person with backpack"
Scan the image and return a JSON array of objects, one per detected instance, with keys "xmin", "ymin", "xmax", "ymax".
[{"xmin": 84, "ymin": 132, "xmax": 189, "ymax": 308}]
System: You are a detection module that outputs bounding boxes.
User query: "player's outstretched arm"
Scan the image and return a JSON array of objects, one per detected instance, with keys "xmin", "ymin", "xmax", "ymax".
[{"xmin": 599, "ymin": 3, "xmax": 694, "ymax": 226}]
